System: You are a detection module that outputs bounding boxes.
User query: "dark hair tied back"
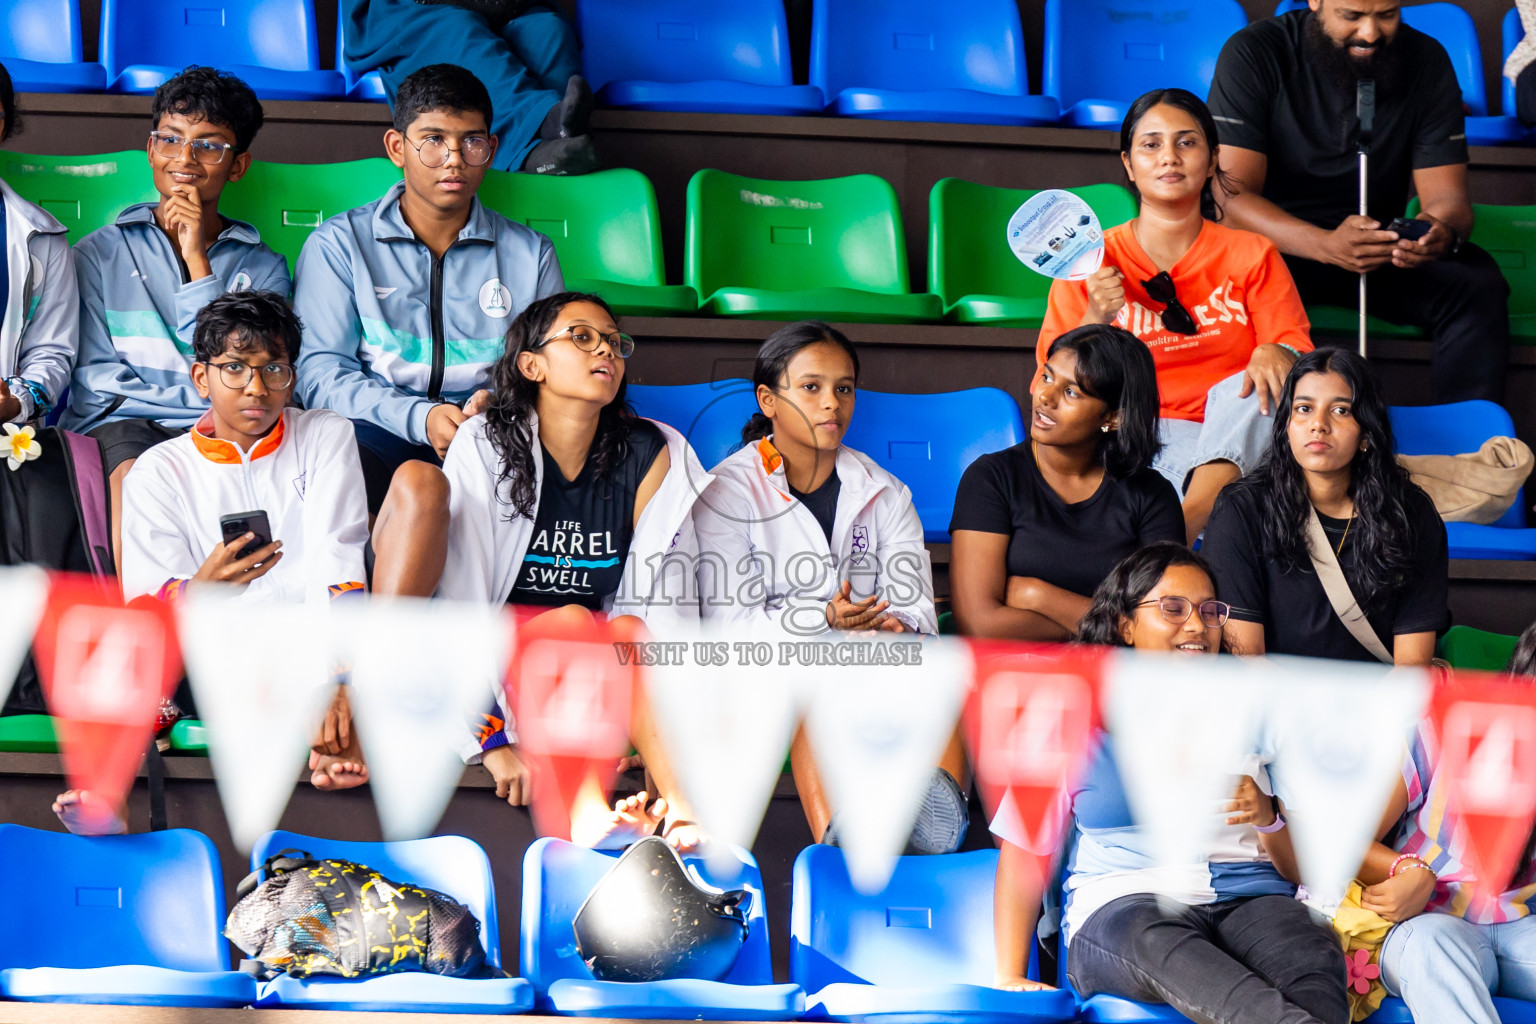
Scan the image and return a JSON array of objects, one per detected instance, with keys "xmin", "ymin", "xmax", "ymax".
[
  {"xmin": 1047, "ymin": 324, "xmax": 1162, "ymax": 479},
  {"xmin": 1120, "ymin": 87, "xmax": 1234, "ymax": 222},
  {"xmin": 741, "ymin": 320, "xmax": 860, "ymax": 446}
]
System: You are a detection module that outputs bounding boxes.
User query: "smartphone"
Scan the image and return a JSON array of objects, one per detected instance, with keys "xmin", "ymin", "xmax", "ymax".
[
  {"xmin": 1387, "ymin": 217, "xmax": 1432, "ymax": 242},
  {"xmin": 219, "ymin": 510, "xmax": 273, "ymax": 560}
]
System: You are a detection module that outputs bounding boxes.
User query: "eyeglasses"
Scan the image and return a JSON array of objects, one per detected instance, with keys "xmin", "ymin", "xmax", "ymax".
[
  {"xmin": 537, "ymin": 325, "xmax": 636, "ymax": 359},
  {"xmin": 205, "ymin": 361, "xmax": 295, "ymax": 391},
  {"xmin": 1141, "ymin": 271, "xmax": 1198, "ymax": 336},
  {"xmin": 149, "ymin": 131, "xmax": 235, "ymax": 166},
  {"xmin": 1135, "ymin": 596, "xmax": 1231, "ymax": 628},
  {"xmin": 404, "ymin": 133, "xmax": 495, "ymax": 168}
]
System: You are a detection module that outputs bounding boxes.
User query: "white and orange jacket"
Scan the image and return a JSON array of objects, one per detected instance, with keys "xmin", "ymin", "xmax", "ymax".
[
  {"xmin": 120, "ymin": 407, "xmax": 369, "ymax": 606},
  {"xmin": 692, "ymin": 437, "xmax": 937, "ymax": 638}
]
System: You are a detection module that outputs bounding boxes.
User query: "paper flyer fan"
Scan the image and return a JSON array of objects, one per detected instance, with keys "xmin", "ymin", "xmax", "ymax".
[{"xmin": 1007, "ymin": 189, "xmax": 1105, "ymax": 281}]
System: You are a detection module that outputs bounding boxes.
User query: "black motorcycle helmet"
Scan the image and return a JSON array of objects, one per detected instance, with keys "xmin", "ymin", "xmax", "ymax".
[{"xmin": 572, "ymin": 836, "xmax": 752, "ymax": 982}]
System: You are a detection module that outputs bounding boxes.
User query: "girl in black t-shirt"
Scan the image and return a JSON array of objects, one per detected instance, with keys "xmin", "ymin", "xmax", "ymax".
[
  {"xmin": 1202, "ymin": 348, "xmax": 1448, "ymax": 665},
  {"xmin": 437, "ymin": 291, "xmax": 712, "ymax": 848},
  {"xmin": 950, "ymin": 324, "xmax": 1183, "ymax": 641}
]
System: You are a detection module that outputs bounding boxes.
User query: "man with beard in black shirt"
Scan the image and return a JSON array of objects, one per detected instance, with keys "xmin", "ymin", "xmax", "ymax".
[{"xmin": 1207, "ymin": 0, "xmax": 1507, "ymax": 404}]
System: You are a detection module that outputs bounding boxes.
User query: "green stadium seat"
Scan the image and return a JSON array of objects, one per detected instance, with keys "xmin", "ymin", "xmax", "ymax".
[
  {"xmin": 0, "ymin": 151, "xmax": 156, "ymax": 246},
  {"xmin": 1438, "ymin": 625, "xmax": 1520, "ymax": 673},
  {"xmin": 168, "ymin": 719, "xmax": 207, "ymax": 753},
  {"xmin": 1454, "ymin": 204, "xmax": 1536, "ymax": 344},
  {"xmin": 0, "ymin": 714, "xmax": 57, "ymax": 753},
  {"xmin": 929, "ymin": 179, "xmax": 1138, "ymax": 327},
  {"xmin": 476, "ymin": 168, "xmax": 697, "ymax": 316},
  {"xmin": 936, "ymin": 610, "xmax": 957, "ymax": 635},
  {"xmin": 686, "ymin": 169, "xmax": 942, "ymax": 323},
  {"xmin": 1302, "ymin": 305, "xmax": 1427, "ymax": 341},
  {"xmin": 221, "ymin": 157, "xmax": 404, "ymax": 274}
]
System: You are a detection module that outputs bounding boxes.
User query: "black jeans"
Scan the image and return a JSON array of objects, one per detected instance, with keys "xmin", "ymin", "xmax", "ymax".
[
  {"xmin": 1284, "ymin": 242, "xmax": 1508, "ymax": 404},
  {"xmin": 1067, "ymin": 894, "xmax": 1349, "ymax": 1024}
]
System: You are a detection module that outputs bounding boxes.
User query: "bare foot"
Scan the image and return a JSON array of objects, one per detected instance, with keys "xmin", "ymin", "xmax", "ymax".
[
  {"xmin": 309, "ymin": 749, "xmax": 369, "ymax": 790},
  {"xmin": 574, "ymin": 790, "xmax": 664, "ymax": 849},
  {"xmin": 53, "ymin": 790, "xmax": 127, "ymax": 836}
]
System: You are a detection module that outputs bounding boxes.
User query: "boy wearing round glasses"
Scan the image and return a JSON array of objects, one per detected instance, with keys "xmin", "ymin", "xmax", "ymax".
[
  {"xmin": 61, "ymin": 66, "xmax": 289, "ymax": 573},
  {"xmin": 120, "ymin": 289, "xmax": 367, "ymax": 607},
  {"xmin": 293, "ymin": 63, "xmax": 564, "ymax": 517}
]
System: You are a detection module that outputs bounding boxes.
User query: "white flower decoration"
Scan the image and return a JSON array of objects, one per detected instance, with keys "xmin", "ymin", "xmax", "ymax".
[{"xmin": 4, "ymin": 423, "xmax": 41, "ymax": 471}]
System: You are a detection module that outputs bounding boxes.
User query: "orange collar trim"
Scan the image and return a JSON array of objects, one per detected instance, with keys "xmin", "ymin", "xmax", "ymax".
[
  {"xmin": 190, "ymin": 410, "xmax": 286, "ymax": 465},
  {"xmin": 754, "ymin": 438, "xmax": 793, "ymax": 503}
]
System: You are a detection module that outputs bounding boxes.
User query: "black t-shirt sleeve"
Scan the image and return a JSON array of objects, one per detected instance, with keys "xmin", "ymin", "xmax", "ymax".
[
  {"xmin": 1390, "ymin": 487, "xmax": 1451, "ymax": 635},
  {"xmin": 1201, "ymin": 486, "xmax": 1268, "ymax": 625},
  {"xmin": 949, "ymin": 452, "xmax": 1015, "ymax": 535},
  {"xmin": 628, "ymin": 419, "xmax": 668, "ymax": 479},
  {"xmin": 1207, "ymin": 23, "xmax": 1282, "ymax": 154},
  {"xmin": 1136, "ymin": 471, "xmax": 1186, "ymax": 546},
  {"xmin": 1412, "ymin": 36, "xmax": 1470, "ymax": 169}
]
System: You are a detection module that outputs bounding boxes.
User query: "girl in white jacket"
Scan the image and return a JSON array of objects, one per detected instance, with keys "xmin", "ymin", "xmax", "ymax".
[
  {"xmin": 692, "ymin": 322, "xmax": 968, "ymax": 854},
  {"xmin": 0, "ymin": 64, "xmax": 77, "ymax": 423},
  {"xmin": 438, "ymin": 291, "xmax": 712, "ymax": 847}
]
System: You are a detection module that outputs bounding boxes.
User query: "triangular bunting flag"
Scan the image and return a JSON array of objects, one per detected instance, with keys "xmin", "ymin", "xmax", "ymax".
[
  {"xmin": 34, "ymin": 574, "xmax": 182, "ymax": 818},
  {"xmin": 1263, "ymin": 656, "xmax": 1429, "ymax": 903},
  {"xmin": 964, "ymin": 640, "xmax": 1102, "ymax": 888},
  {"xmin": 1430, "ymin": 669, "xmax": 1536, "ymax": 902},
  {"xmin": 1104, "ymin": 651, "xmax": 1268, "ymax": 874},
  {"xmin": 644, "ymin": 626, "xmax": 804, "ymax": 860},
  {"xmin": 804, "ymin": 636, "xmax": 970, "ymax": 892},
  {"xmin": 511, "ymin": 613, "xmax": 636, "ymax": 842},
  {"xmin": 338, "ymin": 596, "xmax": 509, "ymax": 840},
  {"xmin": 178, "ymin": 593, "xmax": 337, "ymax": 851},
  {"xmin": 0, "ymin": 565, "xmax": 49, "ymax": 708}
]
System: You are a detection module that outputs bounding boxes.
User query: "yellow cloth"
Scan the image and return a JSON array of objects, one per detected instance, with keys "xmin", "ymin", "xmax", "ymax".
[{"xmin": 1332, "ymin": 882, "xmax": 1393, "ymax": 1022}]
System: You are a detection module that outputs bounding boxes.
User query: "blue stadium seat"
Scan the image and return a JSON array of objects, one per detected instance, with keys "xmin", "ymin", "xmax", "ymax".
[
  {"xmin": 100, "ymin": 0, "xmax": 345, "ymax": 99},
  {"xmin": 0, "ymin": 0, "xmax": 105, "ymax": 92},
  {"xmin": 336, "ymin": 3, "xmax": 385, "ymax": 102},
  {"xmin": 1043, "ymin": 0, "xmax": 1248, "ymax": 129},
  {"xmin": 577, "ymin": 0, "xmax": 822, "ymax": 116},
  {"xmin": 842, "ymin": 388, "xmax": 1026, "ymax": 543},
  {"xmin": 791, "ymin": 845, "xmax": 1077, "ymax": 1024},
  {"xmin": 1365, "ymin": 995, "xmax": 1536, "ymax": 1023},
  {"xmin": 0, "ymin": 825, "xmax": 256, "ymax": 1008},
  {"xmin": 521, "ymin": 837, "xmax": 803, "ymax": 1019},
  {"xmin": 1389, "ymin": 401, "xmax": 1536, "ymax": 560},
  {"xmin": 247, "ymin": 830, "xmax": 534, "ymax": 1014},
  {"xmin": 1505, "ymin": 8, "xmax": 1536, "ymax": 143},
  {"xmin": 808, "ymin": 0, "xmax": 1058, "ymax": 126},
  {"xmin": 1401, "ymin": 3, "xmax": 1525, "ymax": 146},
  {"xmin": 627, "ymin": 380, "xmax": 758, "ymax": 471}
]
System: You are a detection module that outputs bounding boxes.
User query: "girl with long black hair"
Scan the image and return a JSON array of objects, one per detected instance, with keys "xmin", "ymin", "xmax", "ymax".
[
  {"xmin": 994, "ymin": 543, "xmax": 1347, "ymax": 1024},
  {"xmin": 950, "ymin": 323, "xmax": 1183, "ymax": 641},
  {"xmin": 437, "ymin": 290, "xmax": 712, "ymax": 846},
  {"xmin": 692, "ymin": 321, "xmax": 962, "ymax": 852},
  {"xmin": 1202, "ymin": 347, "xmax": 1448, "ymax": 665}
]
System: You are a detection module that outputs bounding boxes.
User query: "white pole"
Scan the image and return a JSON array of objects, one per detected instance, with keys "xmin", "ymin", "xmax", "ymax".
[{"xmin": 1359, "ymin": 150, "xmax": 1368, "ymax": 359}]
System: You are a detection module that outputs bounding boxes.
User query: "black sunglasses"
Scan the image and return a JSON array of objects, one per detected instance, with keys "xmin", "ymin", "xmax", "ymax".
[{"xmin": 1141, "ymin": 271, "xmax": 1198, "ymax": 336}]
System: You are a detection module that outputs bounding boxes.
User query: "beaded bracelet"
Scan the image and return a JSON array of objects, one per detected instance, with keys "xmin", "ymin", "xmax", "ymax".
[{"xmin": 1389, "ymin": 854, "xmax": 1433, "ymax": 878}]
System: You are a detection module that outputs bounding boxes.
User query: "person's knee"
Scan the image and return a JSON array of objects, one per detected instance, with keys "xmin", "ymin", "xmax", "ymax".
[
  {"xmin": 387, "ymin": 460, "xmax": 450, "ymax": 518},
  {"xmin": 1392, "ymin": 913, "xmax": 1487, "ymax": 978}
]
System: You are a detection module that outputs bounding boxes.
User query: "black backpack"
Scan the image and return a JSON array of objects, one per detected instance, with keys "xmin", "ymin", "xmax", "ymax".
[{"xmin": 225, "ymin": 849, "xmax": 496, "ymax": 981}]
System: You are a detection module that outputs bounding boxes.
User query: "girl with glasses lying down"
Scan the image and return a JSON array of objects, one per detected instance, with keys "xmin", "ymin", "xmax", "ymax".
[{"xmin": 1035, "ymin": 87, "xmax": 1314, "ymax": 544}]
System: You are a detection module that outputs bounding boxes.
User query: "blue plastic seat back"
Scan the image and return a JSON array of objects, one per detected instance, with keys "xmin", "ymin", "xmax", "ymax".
[
  {"xmin": 841, "ymin": 387, "xmax": 1026, "ymax": 542},
  {"xmin": 0, "ymin": 0, "xmax": 84, "ymax": 62},
  {"xmin": 1044, "ymin": 0, "xmax": 1249, "ymax": 111},
  {"xmin": 101, "ymin": 0, "xmax": 324, "ymax": 80},
  {"xmin": 1506, "ymin": 7, "xmax": 1526, "ymax": 117},
  {"xmin": 791, "ymin": 845, "xmax": 1002, "ymax": 991},
  {"xmin": 0, "ymin": 825, "xmax": 230, "ymax": 972},
  {"xmin": 520, "ymin": 837, "xmax": 775, "ymax": 990},
  {"xmin": 1400, "ymin": 3, "xmax": 1487, "ymax": 117},
  {"xmin": 626, "ymin": 380, "xmax": 759, "ymax": 471},
  {"xmin": 577, "ymin": 0, "xmax": 796, "ymax": 93},
  {"xmin": 1389, "ymin": 401, "xmax": 1525, "ymax": 529},
  {"xmin": 251, "ymin": 830, "xmax": 503, "ymax": 969},
  {"xmin": 811, "ymin": 0, "xmax": 1027, "ymax": 99}
]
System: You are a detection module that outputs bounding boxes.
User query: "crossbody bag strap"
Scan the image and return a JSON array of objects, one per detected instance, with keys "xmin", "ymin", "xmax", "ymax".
[{"xmin": 1304, "ymin": 505, "xmax": 1393, "ymax": 664}]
